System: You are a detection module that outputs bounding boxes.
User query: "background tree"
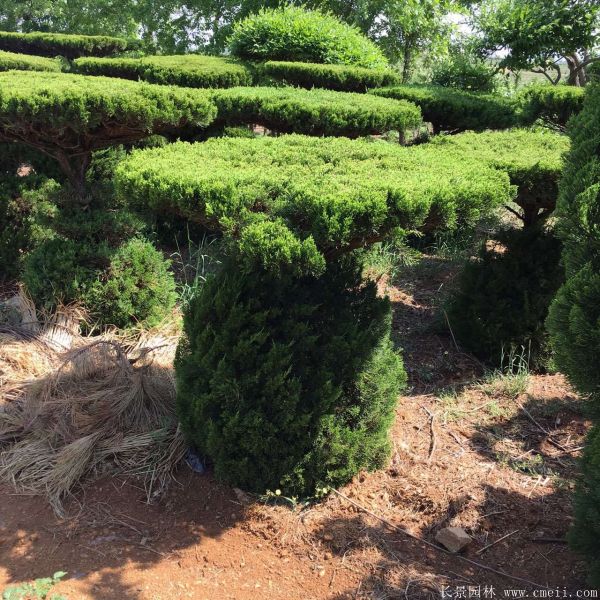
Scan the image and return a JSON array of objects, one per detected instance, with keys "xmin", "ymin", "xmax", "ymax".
[{"xmin": 473, "ymin": 0, "xmax": 600, "ymax": 86}]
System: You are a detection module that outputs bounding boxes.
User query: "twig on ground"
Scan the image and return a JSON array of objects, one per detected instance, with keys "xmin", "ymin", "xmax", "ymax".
[
  {"xmin": 331, "ymin": 488, "xmax": 552, "ymax": 590},
  {"xmin": 476, "ymin": 530, "xmax": 520, "ymax": 555},
  {"xmin": 517, "ymin": 402, "xmax": 577, "ymax": 454},
  {"xmin": 421, "ymin": 406, "xmax": 437, "ymax": 461}
]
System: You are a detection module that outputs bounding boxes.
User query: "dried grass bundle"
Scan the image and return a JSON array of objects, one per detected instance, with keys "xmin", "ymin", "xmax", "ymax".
[{"xmin": 0, "ymin": 295, "xmax": 185, "ymax": 515}]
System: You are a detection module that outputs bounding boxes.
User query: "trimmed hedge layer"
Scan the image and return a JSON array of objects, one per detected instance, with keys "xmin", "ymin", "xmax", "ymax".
[
  {"xmin": 0, "ymin": 31, "xmax": 133, "ymax": 60},
  {"xmin": 430, "ymin": 130, "xmax": 570, "ymax": 226},
  {"xmin": 229, "ymin": 6, "xmax": 388, "ymax": 69},
  {"xmin": 74, "ymin": 55, "xmax": 252, "ymax": 89},
  {"xmin": 116, "ymin": 133, "xmax": 515, "ymax": 275},
  {"xmin": 0, "ymin": 71, "xmax": 216, "ymax": 194},
  {"xmin": 371, "ymin": 85, "xmax": 518, "ymax": 132},
  {"xmin": 0, "ymin": 50, "xmax": 61, "ymax": 72},
  {"xmin": 210, "ymin": 86, "xmax": 422, "ymax": 137},
  {"xmin": 518, "ymin": 84, "xmax": 586, "ymax": 129},
  {"xmin": 260, "ymin": 61, "xmax": 401, "ymax": 93}
]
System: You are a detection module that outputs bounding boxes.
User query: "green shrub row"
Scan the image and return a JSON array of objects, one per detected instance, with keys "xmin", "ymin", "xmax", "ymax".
[
  {"xmin": 228, "ymin": 6, "xmax": 388, "ymax": 69},
  {"xmin": 259, "ymin": 61, "xmax": 401, "ymax": 93},
  {"xmin": 74, "ymin": 55, "xmax": 252, "ymax": 88},
  {"xmin": 209, "ymin": 86, "xmax": 422, "ymax": 138},
  {"xmin": 545, "ymin": 83, "xmax": 600, "ymax": 585},
  {"xmin": 517, "ymin": 84, "xmax": 586, "ymax": 129},
  {"xmin": 0, "ymin": 50, "xmax": 61, "ymax": 72},
  {"xmin": 115, "ymin": 133, "xmax": 521, "ymax": 275},
  {"xmin": 0, "ymin": 30, "xmax": 134, "ymax": 60},
  {"xmin": 371, "ymin": 84, "xmax": 518, "ymax": 132}
]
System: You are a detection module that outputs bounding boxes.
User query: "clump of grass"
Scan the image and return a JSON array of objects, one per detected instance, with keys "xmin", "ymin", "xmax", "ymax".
[
  {"xmin": 363, "ymin": 237, "xmax": 421, "ymax": 282},
  {"xmin": 481, "ymin": 345, "xmax": 531, "ymax": 399},
  {"xmin": 496, "ymin": 451, "xmax": 555, "ymax": 478},
  {"xmin": 2, "ymin": 571, "xmax": 67, "ymax": 599}
]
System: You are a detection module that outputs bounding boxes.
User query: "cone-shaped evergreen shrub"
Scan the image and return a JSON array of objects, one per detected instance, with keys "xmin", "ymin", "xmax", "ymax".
[
  {"xmin": 74, "ymin": 55, "xmax": 252, "ymax": 88},
  {"xmin": 568, "ymin": 426, "xmax": 600, "ymax": 586},
  {"xmin": 175, "ymin": 256, "xmax": 405, "ymax": 495},
  {"xmin": 0, "ymin": 71, "xmax": 216, "ymax": 199},
  {"xmin": 228, "ymin": 6, "xmax": 388, "ymax": 69},
  {"xmin": 546, "ymin": 83, "xmax": 600, "ymax": 583},
  {"xmin": 446, "ymin": 226, "xmax": 564, "ymax": 369}
]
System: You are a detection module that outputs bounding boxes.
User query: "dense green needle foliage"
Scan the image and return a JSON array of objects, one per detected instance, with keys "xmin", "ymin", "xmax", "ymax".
[
  {"xmin": 74, "ymin": 55, "xmax": 252, "ymax": 88},
  {"xmin": 429, "ymin": 130, "xmax": 570, "ymax": 226},
  {"xmin": 209, "ymin": 86, "xmax": 422, "ymax": 138},
  {"xmin": 518, "ymin": 84, "xmax": 586, "ymax": 129},
  {"xmin": 546, "ymin": 83, "xmax": 600, "ymax": 585},
  {"xmin": 22, "ymin": 202, "xmax": 176, "ymax": 329},
  {"xmin": 176, "ymin": 256, "xmax": 405, "ymax": 495},
  {"xmin": 116, "ymin": 133, "xmax": 516, "ymax": 275},
  {"xmin": 371, "ymin": 85, "xmax": 518, "ymax": 133},
  {"xmin": 0, "ymin": 71, "xmax": 216, "ymax": 196},
  {"xmin": 0, "ymin": 30, "xmax": 133, "ymax": 59},
  {"xmin": 0, "ymin": 50, "xmax": 61, "ymax": 72},
  {"xmin": 446, "ymin": 227, "xmax": 564, "ymax": 369},
  {"xmin": 228, "ymin": 6, "xmax": 388, "ymax": 69},
  {"xmin": 259, "ymin": 61, "xmax": 401, "ymax": 93}
]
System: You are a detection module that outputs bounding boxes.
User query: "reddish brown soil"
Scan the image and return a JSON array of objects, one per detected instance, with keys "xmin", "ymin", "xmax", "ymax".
[{"xmin": 0, "ymin": 256, "xmax": 594, "ymax": 599}]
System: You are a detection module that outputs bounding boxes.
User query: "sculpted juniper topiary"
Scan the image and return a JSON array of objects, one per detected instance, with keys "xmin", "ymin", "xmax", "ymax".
[{"xmin": 116, "ymin": 131, "xmax": 524, "ymax": 495}]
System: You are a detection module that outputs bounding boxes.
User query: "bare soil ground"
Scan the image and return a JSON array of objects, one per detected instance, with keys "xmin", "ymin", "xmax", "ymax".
[{"xmin": 0, "ymin": 255, "xmax": 592, "ymax": 599}]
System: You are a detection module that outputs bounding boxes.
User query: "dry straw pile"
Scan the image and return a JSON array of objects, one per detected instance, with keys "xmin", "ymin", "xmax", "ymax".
[{"xmin": 0, "ymin": 291, "xmax": 184, "ymax": 515}]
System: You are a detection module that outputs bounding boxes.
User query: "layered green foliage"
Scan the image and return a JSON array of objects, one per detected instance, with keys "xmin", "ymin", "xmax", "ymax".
[
  {"xmin": 371, "ymin": 85, "xmax": 518, "ymax": 132},
  {"xmin": 176, "ymin": 256, "xmax": 405, "ymax": 495},
  {"xmin": 23, "ymin": 205, "xmax": 176, "ymax": 329},
  {"xmin": 0, "ymin": 50, "xmax": 61, "ymax": 72},
  {"xmin": 569, "ymin": 426, "xmax": 600, "ymax": 586},
  {"xmin": 446, "ymin": 227, "xmax": 564, "ymax": 368},
  {"xmin": 228, "ymin": 6, "xmax": 388, "ymax": 69},
  {"xmin": 260, "ymin": 61, "xmax": 401, "ymax": 93},
  {"xmin": 546, "ymin": 83, "xmax": 600, "ymax": 584},
  {"xmin": 0, "ymin": 71, "xmax": 216, "ymax": 194},
  {"xmin": 429, "ymin": 130, "xmax": 570, "ymax": 226},
  {"xmin": 210, "ymin": 86, "xmax": 422, "ymax": 137},
  {"xmin": 116, "ymin": 133, "xmax": 515, "ymax": 275},
  {"xmin": 0, "ymin": 30, "xmax": 133, "ymax": 59},
  {"xmin": 74, "ymin": 54, "xmax": 252, "ymax": 88},
  {"xmin": 518, "ymin": 84, "xmax": 586, "ymax": 129}
]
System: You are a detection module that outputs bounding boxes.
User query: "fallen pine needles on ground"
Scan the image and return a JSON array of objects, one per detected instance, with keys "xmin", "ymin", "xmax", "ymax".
[{"xmin": 0, "ymin": 293, "xmax": 184, "ymax": 515}]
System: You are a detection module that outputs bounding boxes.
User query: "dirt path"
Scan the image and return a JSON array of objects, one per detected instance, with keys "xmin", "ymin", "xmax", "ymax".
[{"xmin": 0, "ymin": 255, "xmax": 593, "ymax": 599}]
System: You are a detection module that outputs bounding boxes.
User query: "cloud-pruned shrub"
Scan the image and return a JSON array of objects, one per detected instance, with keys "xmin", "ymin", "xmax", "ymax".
[
  {"xmin": 0, "ymin": 50, "xmax": 61, "ymax": 72},
  {"xmin": 371, "ymin": 84, "xmax": 518, "ymax": 133},
  {"xmin": 210, "ymin": 86, "xmax": 422, "ymax": 138},
  {"xmin": 259, "ymin": 61, "xmax": 401, "ymax": 93},
  {"xmin": 74, "ymin": 55, "xmax": 252, "ymax": 88},
  {"xmin": 0, "ymin": 30, "xmax": 134, "ymax": 59},
  {"xmin": 228, "ymin": 6, "xmax": 388, "ymax": 69},
  {"xmin": 115, "ymin": 134, "xmax": 514, "ymax": 275},
  {"xmin": 0, "ymin": 71, "xmax": 216, "ymax": 198},
  {"xmin": 118, "ymin": 129, "xmax": 567, "ymax": 497}
]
